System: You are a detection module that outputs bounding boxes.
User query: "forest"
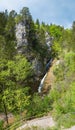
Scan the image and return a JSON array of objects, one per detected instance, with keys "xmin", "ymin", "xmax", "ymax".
[{"xmin": 0, "ymin": 7, "xmax": 75, "ymax": 130}]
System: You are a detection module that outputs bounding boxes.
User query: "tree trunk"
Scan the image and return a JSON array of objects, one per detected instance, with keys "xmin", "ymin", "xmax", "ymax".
[{"xmin": 3, "ymin": 101, "xmax": 8, "ymax": 124}]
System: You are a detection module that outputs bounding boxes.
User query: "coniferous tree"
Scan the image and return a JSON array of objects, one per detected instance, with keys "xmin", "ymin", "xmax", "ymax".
[
  {"xmin": 20, "ymin": 7, "xmax": 37, "ymax": 47},
  {"xmin": 0, "ymin": 12, "xmax": 7, "ymax": 35},
  {"xmin": 36, "ymin": 19, "xmax": 40, "ymax": 29},
  {"xmin": 71, "ymin": 21, "xmax": 75, "ymax": 50}
]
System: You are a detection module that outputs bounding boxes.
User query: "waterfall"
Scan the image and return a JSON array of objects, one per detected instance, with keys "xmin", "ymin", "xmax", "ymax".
[
  {"xmin": 46, "ymin": 58, "xmax": 53, "ymax": 72},
  {"xmin": 38, "ymin": 73, "xmax": 47, "ymax": 93},
  {"xmin": 38, "ymin": 58, "xmax": 53, "ymax": 93}
]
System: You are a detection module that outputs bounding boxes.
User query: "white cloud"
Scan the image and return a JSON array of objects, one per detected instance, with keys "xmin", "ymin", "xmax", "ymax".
[
  {"xmin": 0, "ymin": 0, "xmax": 75, "ymax": 28},
  {"xmin": 0, "ymin": 0, "xmax": 39, "ymax": 9}
]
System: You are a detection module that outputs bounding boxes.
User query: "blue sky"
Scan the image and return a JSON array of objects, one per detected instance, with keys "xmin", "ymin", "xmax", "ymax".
[{"xmin": 0, "ymin": 0, "xmax": 75, "ymax": 28}]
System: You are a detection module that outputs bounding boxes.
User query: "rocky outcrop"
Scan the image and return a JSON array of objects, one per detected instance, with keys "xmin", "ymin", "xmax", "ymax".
[
  {"xmin": 15, "ymin": 22, "xmax": 28, "ymax": 53},
  {"xmin": 15, "ymin": 22, "xmax": 53, "ymax": 91},
  {"xmin": 45, "ymin": 32, "xmax": 53, "ymax": 51},
  {"xmin": 31, "ymin": 58, "xmax": 44, "ymax": 76}
]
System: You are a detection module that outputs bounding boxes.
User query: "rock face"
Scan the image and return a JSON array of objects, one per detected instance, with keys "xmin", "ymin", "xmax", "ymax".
[
  {"xmin": 15, "ymin": 22, "xmax": 28, "ymax": 53},
  {"xmin": 15, "ymin": 22, "xmax": 53, "ymax": 91},
  {"xmin": 15, "ymin": 22, "xmax": 43, "ymax": 81},
  {"xmin": 32, "ymin": 58, "xmax": 43, "ymax": 76},
  {"xmin": 45, "ymin": 32, "xmax": 53, "ymax": 51}
]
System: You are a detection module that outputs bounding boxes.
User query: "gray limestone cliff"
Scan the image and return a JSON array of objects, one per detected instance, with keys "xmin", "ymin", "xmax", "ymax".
[
  {"xmin": 45, "ymin": 32, "xmax": 53, "ymax": 51},
  {"xmin": 15, "ymin": 22, "xmax": 53, "ymax": 82},
  {"xmin": 15, "ymin": 22, "xmax": 28, "ymax": 53}
]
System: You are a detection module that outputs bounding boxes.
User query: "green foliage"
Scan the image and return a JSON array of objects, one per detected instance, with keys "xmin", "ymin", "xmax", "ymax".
[
  {"xmin": 0, "ymin": 12, "xmax": 7, "ymax": 35},
  {"xmin": 49, "ymin": 24, "xmax": 63, "ymax": 40},
  {"xmin": 0, "ymin": 55, "xmax": 32, "ymax": 124},
  {"xmin": 0, "ymin": 10, "xmax": 17, "ymax": 60},
  {"xmin": 2, "ymin": 87, "xmax": 30, "ymax": 113},
  {"xmin": 0, "ymin": 120, "xmax": 4, "ymax": 130},
  {"xmin": 20, "ymin": 7, "xmax": 31, "ymax": 20},
  {"xmin": 13, "ymin": 55, "xmax": 32, "ymax": 82},
  {"xmin": 49, "ymin": 51, "xmax": 75, "ymax": 128},
  {"xmin": 0, "ymin": 35, "xmax": 6, "ymax": 58},
  {"xmin": 36, "ymin": 19, "xmax": 40, "ymax": 29},
  {"xmin": 52, "ymin": 41, "xmax": 62, "ymax": 57},
  {"xmin": 27, "ymin": 94, "xmax": 52, "ymax": 117},
  {"xmin": 71, "ymin": 21, "xmax": 75, "ymax": 50},
  {"xmin": 5, "ymin": 10, "xmax": 16, "ymax": 40},
  {"xmin": 15, "ymin": 14, "xmax": 22, "ymax": 24},
  {"xmin": 0, "ymin": 7, "xmax": 75, "ymax": 129},
  {"xmin": 64, "ymin": 52, "xmax": 75, "ymax": 73}
]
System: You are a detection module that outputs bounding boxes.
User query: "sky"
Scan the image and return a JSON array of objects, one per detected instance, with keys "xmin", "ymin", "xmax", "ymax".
[{"xmin": 0, "ymin": 0, "xmax": 75, "ymax": 28}]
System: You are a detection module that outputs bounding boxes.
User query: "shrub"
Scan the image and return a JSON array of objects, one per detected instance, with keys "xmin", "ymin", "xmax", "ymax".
[{"xmin": 0, "ymin": 120, "xmax": 4, "ymax": 130}]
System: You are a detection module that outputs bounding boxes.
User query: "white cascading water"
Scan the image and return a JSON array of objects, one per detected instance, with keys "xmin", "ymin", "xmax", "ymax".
[{"xmin": 38, "ymin": 73, "xmax": 47, "ymax": 93}]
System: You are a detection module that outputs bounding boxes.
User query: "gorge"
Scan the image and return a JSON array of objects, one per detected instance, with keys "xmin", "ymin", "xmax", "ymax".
[
  {"xmin": 0, "ymin": 7, "xmax": 75, "ymax": 130},
  {"xmin": 15, "ymin": 20, "xmax": 54, "ymax": 93}
]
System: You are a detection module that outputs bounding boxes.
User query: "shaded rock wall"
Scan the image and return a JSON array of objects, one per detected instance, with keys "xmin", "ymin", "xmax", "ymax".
[{"xmin": 15, "ymin": 22, "xmax": 53, "ymax": 91}]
